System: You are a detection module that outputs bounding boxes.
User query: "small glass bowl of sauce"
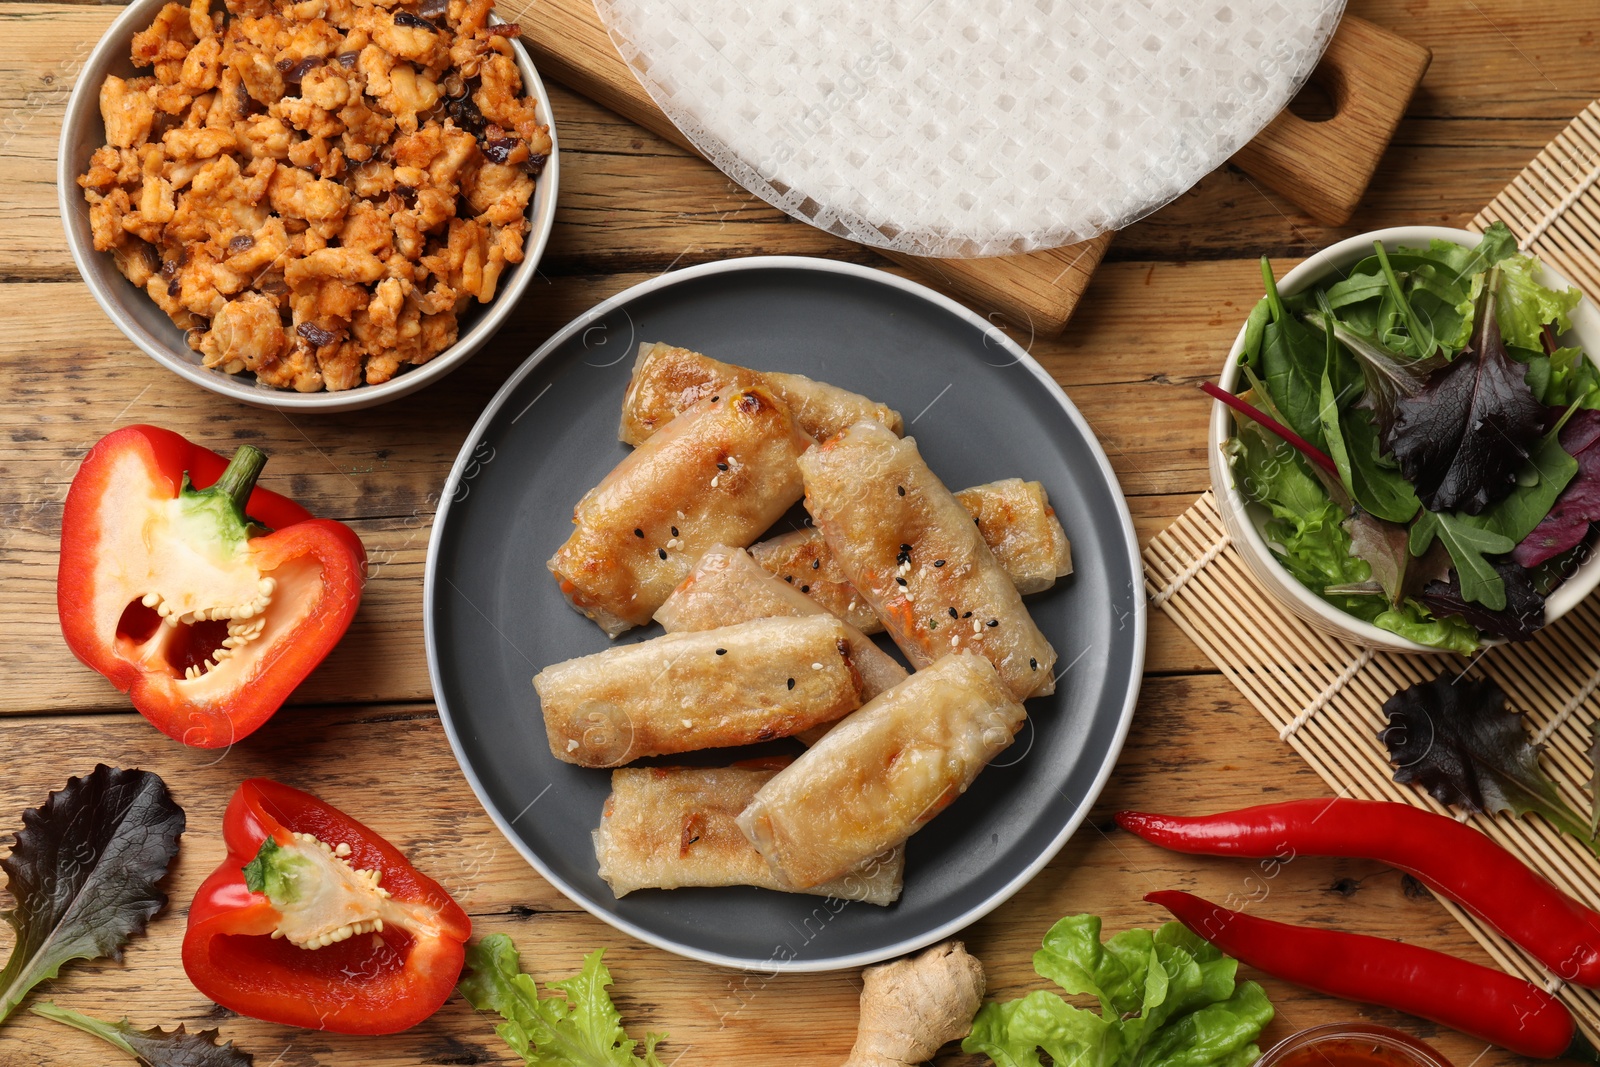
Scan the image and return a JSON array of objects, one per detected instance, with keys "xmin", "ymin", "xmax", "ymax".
[{"xmin": 1256, "ymin": 1023, "xmax": 1455, "ymax": 1067}]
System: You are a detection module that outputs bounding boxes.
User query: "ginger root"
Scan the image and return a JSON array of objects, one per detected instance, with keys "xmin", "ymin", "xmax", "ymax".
[{"xmin": 842, "ymin": 940, "xmax": 986, "ymax": 1067}]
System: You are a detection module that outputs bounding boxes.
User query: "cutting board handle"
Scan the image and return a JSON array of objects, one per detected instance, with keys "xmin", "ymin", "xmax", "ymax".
[{"xmin": 1232, "ymin": 16, "xmax": 1432, "ymax": 226}]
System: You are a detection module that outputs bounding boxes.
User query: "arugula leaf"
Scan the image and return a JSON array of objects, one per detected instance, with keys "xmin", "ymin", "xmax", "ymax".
[
  {"xmin": 31, "ymin": 1002, "xmax": 251, "ymax": 1067},
  {"xmin": 458, "ymin": 935, "xmax": 665, "ymax": 1067},
  {"xmin": 962, "ymin": 916, "xmax": 1273, "ymax": 1067},
  {"xmin": 1419, "ymin": 558, "xmax": 1545, "ymax": 641},
  {"xmin": 1409, "ymin": 509, "xmax": 1515, "ymax": 609},
  {"xmin": 1380, "ymin": 674, "xmax": 1595, "ymax": 854},
  {"xmin": 0, "ymin": 766, "xmax": 185, "ymax": 1026},
  {"xmin": 1495, "ymin": 253, "xmax": 1582, "ymax": 353},
  {"xmin": 1385, "ymin": 270, "xmax": 1547, "ymax": 515},
  {"xmin": 1302, "ymin": 293, "xmax": 1445, "ymax": 437},
  {"xmin": 1515, "ymin": 408, "xmax": 1600, "ymax": 567}
]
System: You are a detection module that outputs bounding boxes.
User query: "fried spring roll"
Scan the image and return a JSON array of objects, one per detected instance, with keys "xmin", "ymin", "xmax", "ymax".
[
  {"xmin": 654, "ymin": 544, "xmax": 907, "ymax": 700},
  {"xmin": 797, "ymin": 422, "xmax": 1058, "ymax": 700},
  {"xmin": 737, "ymin": 653, "xmax": 1026, "ymax": 889},
  {"xmin": 550, "ymin": 386, "xmax": 812, "ymax": 636},
  {"xmin": 534, "ymin": 616, "xmax": 864, "ymax": 767},
  {"xmin": 953, "ymin": 479, "xmax": 1073, "ymax": 595},
  {"xmin": 618, "ymin": 342, "xmax": 903, "ymax": 446},
  {"xmin": 750, "ymin": 478, "xmax": 1073, "ymax": 631},
  {"xmin": 594, "ymin": 763, "xmax": 904, "ymax": 904},
  {"xmin": 749, "ymin": 528, "xmax": 885, "ymax": 635}
]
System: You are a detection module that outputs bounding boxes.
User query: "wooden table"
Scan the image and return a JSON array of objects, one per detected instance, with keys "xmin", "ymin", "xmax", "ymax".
[{"xmin": 2, "ymin": 3, "xmax": 1597, "ymax": 1064}]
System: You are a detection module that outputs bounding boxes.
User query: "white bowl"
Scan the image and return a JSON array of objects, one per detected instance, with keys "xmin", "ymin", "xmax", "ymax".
[
  {"xmin": 58, "ymin": 0, "xmax": 558, "ymax": 413},
  {"xmin": 1208, "ymin": 226, "xmax": 1600, "ymax": 653}
]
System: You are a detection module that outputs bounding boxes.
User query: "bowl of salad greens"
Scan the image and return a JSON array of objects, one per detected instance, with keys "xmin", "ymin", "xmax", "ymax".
[{"xmin": 1209, "ymin": 224, "xmax": 1600, "ymax": 654}]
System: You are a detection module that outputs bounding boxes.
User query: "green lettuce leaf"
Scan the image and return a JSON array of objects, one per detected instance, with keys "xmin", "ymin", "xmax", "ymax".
[
  {"xmin": 963, "ymin": 916, "xmax": 1273, "ymax": 1067},
  {"xmin": 458, "ymin": 935, "xmax": 664, "ymax": 1067},
  {"xmin": 1494, "ymin": 254, "xmax": 1582, "ymax": 353},
  {"xmin": 1539, "ymin": 346, "xmax": 1600, "ymax": 408},
  {"xmin": 1230, "ymin": 419, "xmax": 1479, "ymax": 653},
  {"xmin": 1370, "ymin": 601, "xmax": 1480, "ymax": 654},
  {"xmin": 1229, "ymin": 421, "xmax": 1366, "ymax": 593}
]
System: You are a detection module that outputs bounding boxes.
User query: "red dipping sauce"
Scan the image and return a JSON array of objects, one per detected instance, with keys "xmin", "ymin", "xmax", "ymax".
[{"xmin": 1256, "ymin": 1023, "xmax": 1455, "ymax": 1067}]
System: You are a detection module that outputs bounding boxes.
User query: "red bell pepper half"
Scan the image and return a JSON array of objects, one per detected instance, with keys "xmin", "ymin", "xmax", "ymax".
[
  {"xmin": 58, "ymin": 426, "xmax": 365, "ymax": 747},
  {"xmin": 183, "ymin": 779, "xmax": 472, "ymax": 1034}
]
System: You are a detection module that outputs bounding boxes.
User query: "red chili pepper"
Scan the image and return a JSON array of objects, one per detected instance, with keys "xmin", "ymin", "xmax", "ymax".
[
  {"xmin": 1148, "ymin": 890, "xmax": 1596, "ymax": 1062},
  {"xmin": 58, "ymin": 426, "xmax": 365, "ymax": 747},
  {"xmin": 182, "ymin": 779, "xmax": 471, "ymax": 1034},
  {"xmin": 1118, "ymin": 800, "xmax": 1600, "ymax": 987}
]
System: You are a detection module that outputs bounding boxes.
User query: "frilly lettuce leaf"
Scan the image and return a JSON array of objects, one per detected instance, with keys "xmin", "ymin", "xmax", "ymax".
[
  {"xmin": 1381, "ymin": 673, "xmax": 1596, "ymax": 855},
  {"xmin": 1493, "ymin": 253, "xmax": 1583, "ymax": 353},
  {"xmin": 963, "ymin": 916, "xmax": 1273, "ymax": 1067},
  {"xmin": 458, "ymin": 935, "xmax": 664, "ymax": 1067}
]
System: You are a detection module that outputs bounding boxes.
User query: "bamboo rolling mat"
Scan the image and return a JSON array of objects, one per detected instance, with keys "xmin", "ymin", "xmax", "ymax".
[
  {"xmin": 1145, "ymin": 493, "xmax": 1600, "ymax": 1036},
  {"xmin": 1144, "ymin": 102, "xmax": 1600, "ymax": 1033}
]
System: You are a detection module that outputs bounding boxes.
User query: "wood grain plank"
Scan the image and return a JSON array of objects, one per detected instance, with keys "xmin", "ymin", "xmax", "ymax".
[{"xmin": 0, "ymin": 675, "xmax": 1528, "ymax": 1067}]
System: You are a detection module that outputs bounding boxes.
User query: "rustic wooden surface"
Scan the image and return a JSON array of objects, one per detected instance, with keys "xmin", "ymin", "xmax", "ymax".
[{"xmin": 1, "ymin": 2, "xmax": 1598, "ymax": 1065}]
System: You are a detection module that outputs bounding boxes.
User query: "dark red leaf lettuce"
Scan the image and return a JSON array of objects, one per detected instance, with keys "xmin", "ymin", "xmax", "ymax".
[
  {"xmin": 0, "ymin": 766, "xmax": 184, "ymax": 1025},
  {"xmin": 1515, "ymin": 408, "xmax": 1600, "ymax": 567},
  {"xmin": 31, "ymin": 1002, "xmax": 252, "ymax": 1067},
  {"xmin": 1420, "ymin": 559, "xmax": 1545, "ymax": 641},
  {"xmin": 1380, "ymin": 673, "xmax": 1595, "ymax": 854},
  {"xmin": 1383, "ymin": 273, "xmax": 1545, "ymax": 515}
]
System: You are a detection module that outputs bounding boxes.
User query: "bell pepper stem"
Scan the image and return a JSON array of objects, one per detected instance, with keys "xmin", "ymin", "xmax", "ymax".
[
  {"xmin": 1567, "ymin": 1032, "xmax": 1600, "ymax": 1065},
  {"xmin": 212, "ymin": 445, "xmax": 268, "ymax": 516}
]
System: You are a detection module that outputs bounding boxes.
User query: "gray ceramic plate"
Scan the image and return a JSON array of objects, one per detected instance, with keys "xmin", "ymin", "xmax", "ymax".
[{"xmin": 425, "ymin": 257, "xmax": 1145, "ymax": 972}]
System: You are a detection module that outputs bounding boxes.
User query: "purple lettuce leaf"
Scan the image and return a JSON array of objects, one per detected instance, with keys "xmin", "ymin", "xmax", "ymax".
[
  {"xmin": 1420, "ymin": 559, "xmax": 1545, "ymax": 641},
  {"xmin": 1383, "ymin": 272, "xmax": 1545, "ymax": 515},
  {"xmin": 1514, "ymin": 408, "xmax": 1600, "ymax": 567}
]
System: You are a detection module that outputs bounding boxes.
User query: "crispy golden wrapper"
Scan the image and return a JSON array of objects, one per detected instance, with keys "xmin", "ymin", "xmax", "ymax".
[
  {"xmin": 618, "ymin": 342, "xmax": 903, "ymax": 446},
  {"xmin": 533, "ymin": 615, "xmax": 863, "ymax": 767},
  {"xmin": 594, "ymin": 763, "xmax": 903, "ymax": 904},
  {"xmin": 797, "ymin": 422, "xmax": 1057, "ymax": 699},
  {"xmin": 654, "ymin": 544, "xmax": 907, "ymax": 701},
  {"xmin": 737, "ymin": 653, "xmax": 1025, "ymax": 889},
  {"xmin": 750, "ymin": 477, "xmax": 1072, "ymax": 631},
  {"xmin": 549, "ymin": 386, "xmax": 812, "ymax": 636}
]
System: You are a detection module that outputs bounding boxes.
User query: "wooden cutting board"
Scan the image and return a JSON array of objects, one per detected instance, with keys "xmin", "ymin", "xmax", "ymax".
[{"xmin": 511, "ymin": 6, "xmax": 1430, "ymax": 336}]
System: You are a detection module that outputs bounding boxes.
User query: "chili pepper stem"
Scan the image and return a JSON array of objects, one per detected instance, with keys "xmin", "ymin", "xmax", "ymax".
[{"xmin": 211, "ymin": 445, "xmax": 268, "ymax": 515}]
